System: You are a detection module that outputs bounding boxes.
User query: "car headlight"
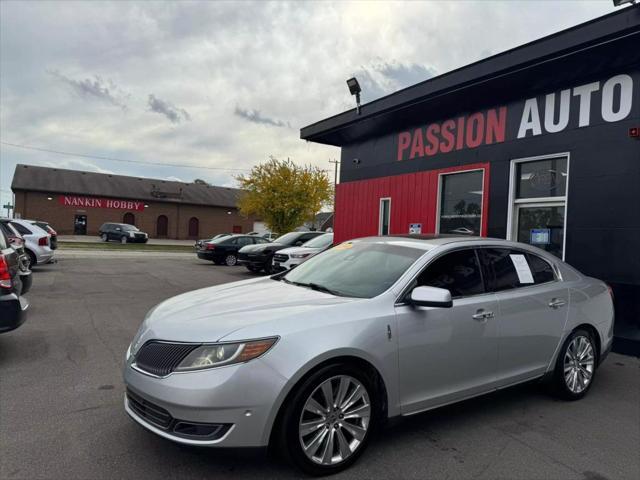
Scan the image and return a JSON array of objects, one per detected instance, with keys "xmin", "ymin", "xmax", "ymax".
[
  {"xmin": 175, "ymin": 337, "xmax": 278, "ymax": 372},
  {"xmin": 129, "ymin": 231, "xmax": 135, "ymax": 237},
  {"xmin": 290, "ymin": 253, "xmax": 311, "ymax": 259}
]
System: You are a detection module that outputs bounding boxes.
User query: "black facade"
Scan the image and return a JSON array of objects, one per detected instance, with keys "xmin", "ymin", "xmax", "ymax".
[{"xmin": 302, "ymin": 7, "xmax": 640, "ymax": 353}]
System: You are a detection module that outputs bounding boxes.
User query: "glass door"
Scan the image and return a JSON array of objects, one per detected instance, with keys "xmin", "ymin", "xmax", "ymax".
[{"xmin": 515, "ymin": 203, "xmax": 565, "ymax": 258}]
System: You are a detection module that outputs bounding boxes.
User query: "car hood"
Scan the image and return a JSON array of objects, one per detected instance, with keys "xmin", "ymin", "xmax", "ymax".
[
  {"xmin": 277, "ymin": 246, "xmax": 320, "ymax": 255},
  {"xmin": 239, "ymin": 242, "xmax": 285, "ymax": 253},
  {"xmin": 131, "ymin": 277, "xmax": 357, "ymax": 347}
]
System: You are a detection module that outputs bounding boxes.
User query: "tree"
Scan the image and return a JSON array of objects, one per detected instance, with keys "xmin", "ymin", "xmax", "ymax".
[
  {"xmin": 193, "ymin": 178, "xmax": 209, "ymax": 185},
  {"xmin": 236, "ymin": 157, "xmax": 332, "ymax": 234}
]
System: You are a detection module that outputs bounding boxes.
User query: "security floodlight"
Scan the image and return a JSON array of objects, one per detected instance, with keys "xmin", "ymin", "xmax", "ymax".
[
  {"xmin": 346, "ymin": 77, "xmax": 362, "ymax": 114},
  {"xmin": 612, "ymin": 0, "xmax": 636, "ymax": 6}
]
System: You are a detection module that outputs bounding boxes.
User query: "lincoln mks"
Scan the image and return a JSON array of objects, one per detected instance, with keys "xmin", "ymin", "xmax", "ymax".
[{"xmin": 124, "ymin": 235, "xmax": 614, "ymax": 475}]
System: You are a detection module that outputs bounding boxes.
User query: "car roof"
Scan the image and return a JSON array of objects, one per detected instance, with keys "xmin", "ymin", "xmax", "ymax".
[{"xmin": 352, "ymin": 234, "xmax": 532, "ymax": 251}]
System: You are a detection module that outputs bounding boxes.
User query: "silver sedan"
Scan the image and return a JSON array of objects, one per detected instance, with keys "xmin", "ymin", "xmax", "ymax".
[{"xmin": 123, "ymin": 235, "xmax": 614, "ymax": 475}]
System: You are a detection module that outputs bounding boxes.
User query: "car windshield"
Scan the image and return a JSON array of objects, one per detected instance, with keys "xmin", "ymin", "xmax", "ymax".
[
  {"xmin": 121, "ymin": 224, "xmax": 139, "ymax": 231},
  {"xmin": 302, "ymin": 233, "xmax": 333, "ymax": 249},
  {"xmin": 273, "ymin": 232, "xmax": 303, "ymax": 245},
  {"xmin": 281, "ymin": 241, "xmax": 425, "ymax": 298}
]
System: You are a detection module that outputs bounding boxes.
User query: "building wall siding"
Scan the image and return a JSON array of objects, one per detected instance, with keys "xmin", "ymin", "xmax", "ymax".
[
  {"xmin": 13, "ymin": 191, "xmax": 254, "ymax": 239},
  {"xmin": 334, "ymin": 163, "xmax": 490, "ymax": 243}
]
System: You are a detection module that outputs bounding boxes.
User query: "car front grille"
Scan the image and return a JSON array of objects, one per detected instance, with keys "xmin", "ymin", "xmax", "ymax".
[
  {"xmin": 133, "ymin": 341, "xmax": 199, "ymax": 377},
  {"xmin": 273, "ymin": 253, "xmax": 288, "ymax": 263},
  {"xmin": 126, "ymin": 388, "xmax": 173, "ymax": 430}
]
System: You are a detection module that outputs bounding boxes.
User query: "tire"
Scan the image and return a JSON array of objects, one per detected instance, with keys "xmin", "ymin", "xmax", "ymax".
[
  {"xmin": 247, "ymin": 265, "xmax": 262, "ymax": 273},
  {"xmin": 100, "ymin": 233, "xmax": 108, "ymax": 242},
  {"xmin": 550, "ymin": 329, "xmax": 597, "ymax": 401},
  {"xmin": 120, "ymin": 236, "xmax": 128, "ymax": 244},
  {"xmin": 224, "ymin": 254, "xmax": 238, "ymax": 266},
  {"xmin": 264, "ymin": 262, "xmax": 273, "ymax": 275},
  {"xmin": 277, "ymin": 363, "xmax": 378, "ymax": 476},
  {"xmin": 26, "ymin": 250, "xmax": 37, "ymax": 267}
]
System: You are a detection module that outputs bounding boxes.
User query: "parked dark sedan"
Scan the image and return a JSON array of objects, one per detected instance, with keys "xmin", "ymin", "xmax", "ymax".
[
  {"xmin": 0, "ymin": 227, "xmax": 29, "ymax": 333},
  {"xmin": 98, "ymin": 222, "xmax": 149, "ymax": 243},
  {"xmin": 197, "ymin": 234, "xmax": 270, "ymax": 266},
  {"xmin": 0, "ymin": 222, "xmax": 32, "ymax": 295},
  {"xmin": 237, "ymin": 231, "xmax": 325, "ymax": 273}
]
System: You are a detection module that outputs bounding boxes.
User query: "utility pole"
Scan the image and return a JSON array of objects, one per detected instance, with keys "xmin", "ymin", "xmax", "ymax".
[{"xmin": 329, "ymin": 159, "xmax": 340, "ymax": 221}]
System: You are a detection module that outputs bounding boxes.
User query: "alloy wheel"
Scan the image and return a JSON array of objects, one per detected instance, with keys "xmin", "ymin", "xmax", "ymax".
[
  {"xmin": 298, "ymin": 375, "xmax": 371, "ymax": 466},
  {"xmin": 121, "ymin": 236, "xmax": 127, "ymax": 244},
  {"xmin": 563, "ymin": 335, "xmax": 595, "ymax": 394},
  {"xmin": 225, "ymin": 254, "xmax": 237, "ymax": 266},
  {"xmin": 101, "ymin": 234, "xmax": 108, "ymax": 242}
]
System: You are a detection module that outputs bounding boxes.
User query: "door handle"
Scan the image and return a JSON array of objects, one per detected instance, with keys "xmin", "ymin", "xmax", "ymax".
[
  {"xmin": 548, "ymin": 298, "xmax": 566, "ymax": 309},
  {"xmin": 472, "ymin": 310, "xmax": 494, "ymax": 321}
]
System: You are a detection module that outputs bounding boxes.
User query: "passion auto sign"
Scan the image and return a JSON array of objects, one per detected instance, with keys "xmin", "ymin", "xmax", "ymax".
[
  {"xmin": 397, "ymin": 73, "xmax": 635, "ymax": 162},
  {"xmin": 59, "ymin": 195, "xmax": 145, "ymax": 211}
]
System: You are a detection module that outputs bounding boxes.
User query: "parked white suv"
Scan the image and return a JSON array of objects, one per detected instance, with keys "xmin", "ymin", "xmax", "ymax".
[
  {"xmin": 5, "ymin": 219, "xmax": 54, "ymax": 266},
  {"xmin": 272, "ymin": 232, "xmax": 333, "ymax": 272}
]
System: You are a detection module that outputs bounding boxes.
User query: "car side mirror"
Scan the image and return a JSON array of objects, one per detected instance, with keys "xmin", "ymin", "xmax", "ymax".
[{"xmin": 410, "ymin": 286, "xmax": 453, "ymax": 308}]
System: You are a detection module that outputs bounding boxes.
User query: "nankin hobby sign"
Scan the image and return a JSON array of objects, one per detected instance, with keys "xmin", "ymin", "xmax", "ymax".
[
  {"xmin": 58, "ymin": 195, "xmax": 145, "ymax": 211},
  {"xmin": 397, "ymin": 73, "xmax": 635, "ymax": 162}
]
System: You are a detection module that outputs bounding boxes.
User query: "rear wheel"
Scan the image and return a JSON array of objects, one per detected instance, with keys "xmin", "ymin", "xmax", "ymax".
[
  {"xmin": 551, "ymin": 329, "xmax": 597, "ymax": 400},
  {"xmin": 26, "ymin": 250, "xmax": 36, "ymax": 267},
  {"xmin": 278, "ymin": 364, "xmax": 377, "ymax": 475},
  {"xmin": 225, "ymin": 254, "xmax": 238, "ymax": 266}
]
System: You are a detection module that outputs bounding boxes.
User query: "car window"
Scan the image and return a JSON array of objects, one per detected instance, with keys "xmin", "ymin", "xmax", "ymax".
[
  {"xmin": 0, "ymin": 227, "xmax": 7, "ymax": 249},
  {"xmin": 236, "ymin": 237, "xmax": 252, "ymax": 247},
  {"xmin": 282, "ymin": 241, "xmax": 425, "ymax": 298},
  {"xmin": 526, "ymin": 253, "xmax": 556, "ymax": 284},
  {"xmin": 10, "ymin": 222, "xmax": 31, "ymax": 235},
  {"xmin": 299, "ymin": 232, "xmax": 323, "ymax": 243},
  {"xmin": 415, "ymin": 249, "xmax": 484, "ymax": 298},
  {"xmin": 254, "ymin": 237, "xmax": 269, "ymax": 244},
  {"xmin": 302, "ymin": 233, "xmax": 334, "ymax": 249},
  {"xmin": 479, "ymin": 248, "xmax": 537, "ymax": 292},
  {"xmin": 273, "ymin": 232, "xmax": 300, "ymax": 244}
]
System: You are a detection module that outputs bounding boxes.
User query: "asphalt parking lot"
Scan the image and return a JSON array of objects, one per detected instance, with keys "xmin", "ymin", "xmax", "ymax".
[{"xmin": 1, "ymin": 252, "xmax": 638, "ymax": 480}]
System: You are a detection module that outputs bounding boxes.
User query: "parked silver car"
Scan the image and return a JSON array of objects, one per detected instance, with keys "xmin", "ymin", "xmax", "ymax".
[{"xmin": 124, "ymin": 235, "xmax": 614, "ymax": 475}]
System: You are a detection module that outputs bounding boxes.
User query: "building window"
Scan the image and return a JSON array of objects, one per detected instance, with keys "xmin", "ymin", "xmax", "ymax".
[
  {"xmin": 123, "ymin": 212, "xmax": 135, "ymax": 225},
  {"xmin": 437, "ymin": 169, "xmax": 484, "ymax": 236},
  {"xmin": 507, "ymin": 154, "xmax": 569, "ymax": 259},
  {"xmin": 379, "ymin": 197, "xmax": 391, "ymax": 235},
  {"xmin": 156, "ymin": 215, "xmax": 169, "ymax": 237},
  {"xmin": 188, "ymin": 217, "xmax": 199, "ymax": 238}
]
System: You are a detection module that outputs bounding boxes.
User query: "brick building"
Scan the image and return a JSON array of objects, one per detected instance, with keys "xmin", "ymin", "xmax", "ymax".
[{"xmin": 10, "ymin": 164, "xmax": 256, "ymax": 239}]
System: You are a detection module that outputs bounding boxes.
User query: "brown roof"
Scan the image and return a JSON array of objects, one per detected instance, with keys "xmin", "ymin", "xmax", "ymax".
[{"xmin": 11, "ymin": 164, "xmax": 243, "ymax": 208}]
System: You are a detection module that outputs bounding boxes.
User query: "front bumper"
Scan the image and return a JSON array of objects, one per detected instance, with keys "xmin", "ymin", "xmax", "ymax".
[
  {"xmin": 123, "ymin": 358, "xmax": 287, "ymax": 447},
  {"xmin": 0, "ymin": 294, "xmax": 28, "ymax": 333},
  {"xmin": 237, "ymin": 253, "xmax": 270, "ymax": 268}
]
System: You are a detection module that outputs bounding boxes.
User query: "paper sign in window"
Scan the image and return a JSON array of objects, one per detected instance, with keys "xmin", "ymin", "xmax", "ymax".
[{"xmin": 509, "ymin": 254, "xmax": 534, "ymax": 284}]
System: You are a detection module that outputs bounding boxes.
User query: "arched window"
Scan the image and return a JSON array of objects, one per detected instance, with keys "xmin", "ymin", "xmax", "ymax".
[
  {"xmin": 123, "ymin": 212, "xmax": 135, "ymax": 225},
  {"xmin": 188, "ymin": 217, "xmax": 199, "ymax": 238},
  {"xmin": 156, "ymin": 215, "xmax": 168, "ymax": 237}
]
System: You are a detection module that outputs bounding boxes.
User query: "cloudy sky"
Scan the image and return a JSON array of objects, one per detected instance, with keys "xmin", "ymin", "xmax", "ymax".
[{"xmin": 0, "ymin": 0, "xmax": 615, "ymax": 210}]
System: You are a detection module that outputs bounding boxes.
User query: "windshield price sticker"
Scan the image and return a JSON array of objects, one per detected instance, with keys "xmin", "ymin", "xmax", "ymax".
[
  {"xmin": 334, "ymin": 242, "xmax": 354, "ymax": 251},
  {"xmin": 509, "ymin": 254, "xmax": 534, "ymax": 284}
]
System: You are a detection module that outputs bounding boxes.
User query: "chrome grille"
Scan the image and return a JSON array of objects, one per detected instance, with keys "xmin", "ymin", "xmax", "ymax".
[
  {"xmin": 273, "ymin": 253, "xmax": 288, "ymax": 263},
  {"xmin": 133, "ymin": 341, "xmax": 199, "ymax": 377}
]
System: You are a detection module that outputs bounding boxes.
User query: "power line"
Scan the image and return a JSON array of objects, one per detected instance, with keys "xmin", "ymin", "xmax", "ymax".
[{"xmin": 0, "ymin": 141, "xmax": 251, "ymax": 172}]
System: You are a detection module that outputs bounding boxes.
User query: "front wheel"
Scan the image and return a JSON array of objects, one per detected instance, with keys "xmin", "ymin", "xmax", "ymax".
[
  {"xmin": 101, "ymin": 233, "xmax": 108, "ymax": 242},
  {"xmin": 277, "ymin": 364, "xmax": 377, "ymax": 475},
  {"xmin": 224, "ymin": 254, "xmax": 238, "ymax": 266},
  {"xmin": 120, "ymin": 236, "xmax": 128, "ymax": 244},
  {"xmin": 551, "ymin": 329, "xmax": 597, "ymax": 400}
]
